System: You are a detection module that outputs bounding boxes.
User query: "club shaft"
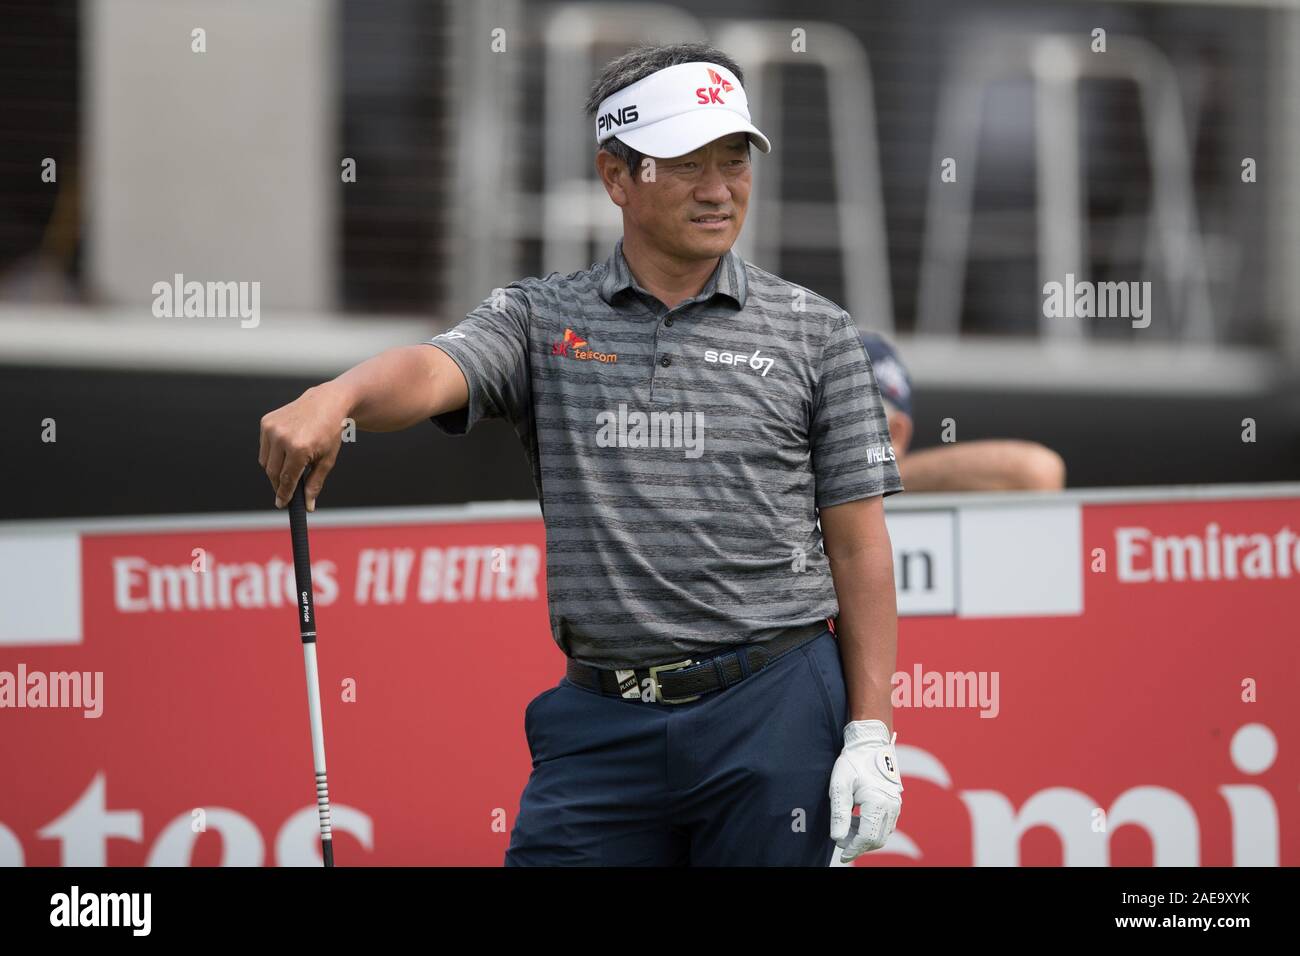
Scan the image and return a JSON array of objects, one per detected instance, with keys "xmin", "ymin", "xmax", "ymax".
[{"xmin": 288, "ymin": 475, "xmax": 335, "ymax": 867}]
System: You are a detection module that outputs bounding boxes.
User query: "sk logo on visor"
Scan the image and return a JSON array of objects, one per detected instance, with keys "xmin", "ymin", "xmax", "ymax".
[{"xmin": 697, "ymin": 67, "xmax": 734, "ymax": 105}]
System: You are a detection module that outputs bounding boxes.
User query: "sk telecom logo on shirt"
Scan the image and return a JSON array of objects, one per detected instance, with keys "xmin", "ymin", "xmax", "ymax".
[
  {"xmin": 697, "ymin": 67, "xmax": 734, "ymax": 104},
  {"xmin": 551, "ymin": 328, "xmax": 618, "ymax": 363}
]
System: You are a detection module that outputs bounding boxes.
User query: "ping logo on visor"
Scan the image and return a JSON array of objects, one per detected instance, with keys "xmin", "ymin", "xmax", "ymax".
[
  {"xmin": 594, "ymin": 61, "xmax": 772, "ymax": 159},
  {"xmin": 596, "ymin": 105, "xmax": 639, "ymax": 136}
]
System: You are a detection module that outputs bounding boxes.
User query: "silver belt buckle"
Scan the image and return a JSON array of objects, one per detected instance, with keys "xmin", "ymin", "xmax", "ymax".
[{"xmin": 647, "ymin": 659, "xmax": 701, "ymax": 704}]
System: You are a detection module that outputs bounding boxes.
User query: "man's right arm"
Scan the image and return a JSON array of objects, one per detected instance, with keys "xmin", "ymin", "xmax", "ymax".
[
  {"xmin": 258, "ymin": 344, "xmax": 468, "ymax": 512},
  {"xmin": 331, "ymin": 343, "xmax": 468, "ymax": 433}
]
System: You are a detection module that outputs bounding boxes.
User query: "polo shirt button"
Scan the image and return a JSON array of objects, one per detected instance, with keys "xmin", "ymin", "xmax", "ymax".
[
  {"xmin": 660, "ymin": 356, "xmax": 671, "ymax": 368},
  {"xmin": 664, "ymin": 317, "xmax": 674, "ymax": 327}
]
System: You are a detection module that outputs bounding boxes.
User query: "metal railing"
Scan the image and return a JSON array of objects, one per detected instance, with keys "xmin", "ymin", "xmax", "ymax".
[{"xmin": 915, "ymin": 30, "xmax": 1215, "ymax": 342}]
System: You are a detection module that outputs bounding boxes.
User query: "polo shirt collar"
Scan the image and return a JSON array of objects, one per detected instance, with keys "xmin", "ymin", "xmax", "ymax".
[{"xmin": 598, "ymin": 237, "xmax": 748, "ymax": 309}]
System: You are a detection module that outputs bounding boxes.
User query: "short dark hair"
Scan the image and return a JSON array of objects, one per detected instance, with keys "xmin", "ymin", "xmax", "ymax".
[{"xmin": 586, "ymin": 42, "xmax": 748, "ymax": 177}]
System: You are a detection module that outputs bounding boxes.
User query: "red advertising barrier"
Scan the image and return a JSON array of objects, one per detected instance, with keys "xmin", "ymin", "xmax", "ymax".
[
  {"xmin": 0, "ymin": 488, "xmax": 1296, "ymax": 866},
  {"xmin": 882, "ymin": 494, "xmax": 1297, "ymax": 867}
]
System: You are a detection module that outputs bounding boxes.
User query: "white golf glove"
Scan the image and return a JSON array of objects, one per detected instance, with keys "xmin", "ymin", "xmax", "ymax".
[{"xmin": 829, "ymin": 719, "xmax": 903, "ymax": 862}]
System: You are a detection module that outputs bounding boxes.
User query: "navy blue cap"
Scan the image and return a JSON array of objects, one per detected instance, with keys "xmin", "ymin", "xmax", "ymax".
[{"xmin": 860, "ymin": 332, "xmax": 912, "ymax": 419}]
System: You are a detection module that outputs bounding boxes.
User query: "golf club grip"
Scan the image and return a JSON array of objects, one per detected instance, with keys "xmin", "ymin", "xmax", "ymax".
[{"xmin": 288, "ymin": 475, "xmax": 316, "ymax": 642}]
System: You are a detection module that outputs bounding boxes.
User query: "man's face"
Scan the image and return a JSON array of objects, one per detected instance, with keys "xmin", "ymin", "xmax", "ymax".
[{"xmin": 602, "ymin": 132, "xmax": 752, "ymax": 261}]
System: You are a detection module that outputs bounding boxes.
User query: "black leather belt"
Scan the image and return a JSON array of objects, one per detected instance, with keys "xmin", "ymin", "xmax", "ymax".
[{"xmin": 565, "ymin": 619, "xmax": 833, "ymax": 704}]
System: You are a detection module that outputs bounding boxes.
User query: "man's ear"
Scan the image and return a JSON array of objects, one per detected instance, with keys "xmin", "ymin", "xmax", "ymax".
[{"xmin": 595, "ymin": 150, "xmax": 631, "ymax": 207}]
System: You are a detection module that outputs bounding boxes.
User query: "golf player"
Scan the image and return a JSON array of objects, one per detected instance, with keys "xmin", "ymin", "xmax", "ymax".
[{"xmin": 258, "ymin": 41, "xmax": 905, "ymax": 866}]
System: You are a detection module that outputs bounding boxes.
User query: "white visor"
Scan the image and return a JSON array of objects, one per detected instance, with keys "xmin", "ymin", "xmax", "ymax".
[{"xmin": 594, "ymin": 61, "xmax": 772, "ymax": 159}]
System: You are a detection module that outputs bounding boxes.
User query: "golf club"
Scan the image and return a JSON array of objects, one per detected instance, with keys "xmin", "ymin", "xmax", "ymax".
[{"xmin": 288, "ymin": 467, "xmax": 334, "ymax": 868}]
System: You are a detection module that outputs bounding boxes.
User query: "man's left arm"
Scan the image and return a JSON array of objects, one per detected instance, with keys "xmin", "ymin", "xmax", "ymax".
[
  {"xmin": 806, "ymin": 311, "xmax": 907, "ymax": 862},
  {"xmin": 819, "ymin": 496, "xmax": 904, "ymax": 861},
  {"xmin": 820, "ymin": 495, "xmax": 896, "ymax": 730}
]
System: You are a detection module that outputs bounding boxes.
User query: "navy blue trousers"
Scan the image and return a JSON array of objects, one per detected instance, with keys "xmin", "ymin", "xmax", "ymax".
[{"xmin": 505, "ymin": 629, "xmax": 847, "ymax": 866}]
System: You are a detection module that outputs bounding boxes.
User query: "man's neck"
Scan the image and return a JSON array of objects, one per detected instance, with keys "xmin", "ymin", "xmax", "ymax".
[{"xmin": 621, "ymin": 234, "xmax": 720, "ymax": 311}]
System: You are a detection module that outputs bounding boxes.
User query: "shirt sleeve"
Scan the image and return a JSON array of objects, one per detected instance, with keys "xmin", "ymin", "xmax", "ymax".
[
  {"xmin": 810, "ymin": 310, "xmax": 905, "ymax": 508},
  {"xmin": 422, "ymin": 284, "xmax": 531, "ymax": 435}
]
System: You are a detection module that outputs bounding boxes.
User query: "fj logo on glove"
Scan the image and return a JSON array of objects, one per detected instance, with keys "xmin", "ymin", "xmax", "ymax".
[{"xmin": 876, "ymin": 749, "xmax": 902, "ymax": 784}]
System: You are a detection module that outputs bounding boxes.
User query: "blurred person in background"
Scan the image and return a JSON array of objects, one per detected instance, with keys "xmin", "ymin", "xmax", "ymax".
[{"xmin": 861, "ymin": 332, "xmax": 1066, "ymax": 492}]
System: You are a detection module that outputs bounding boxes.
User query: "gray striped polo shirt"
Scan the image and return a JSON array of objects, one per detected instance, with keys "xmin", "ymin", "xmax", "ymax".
[{"xmin": 425, "ymin": 238, "xmax": 903, "ymax": 668}]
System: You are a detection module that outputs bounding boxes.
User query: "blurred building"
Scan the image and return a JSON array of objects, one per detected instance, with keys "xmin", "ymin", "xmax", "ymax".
[{"xmin": 1, "ymin": 0, "xmax": 1298, "ymax": 518}]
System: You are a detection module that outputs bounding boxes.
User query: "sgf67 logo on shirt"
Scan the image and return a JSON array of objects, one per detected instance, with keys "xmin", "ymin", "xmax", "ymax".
[{"xmin": 704, "ymin": 347, "xmax": 775, "ymax": 376}]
